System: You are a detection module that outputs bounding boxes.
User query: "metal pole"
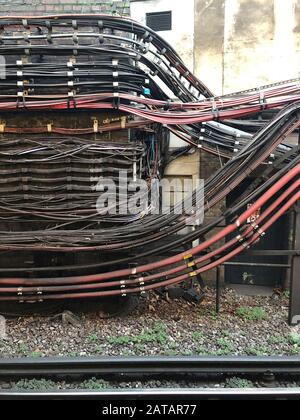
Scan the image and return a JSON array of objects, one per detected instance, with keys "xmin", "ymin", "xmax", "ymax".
[
  {"xmin": 289, "ymin": 204, "xmax": 300, "ymax": 326},
  {"xmin": 216, "ymin": 266, "xmax": 221, "ymax": 314}
]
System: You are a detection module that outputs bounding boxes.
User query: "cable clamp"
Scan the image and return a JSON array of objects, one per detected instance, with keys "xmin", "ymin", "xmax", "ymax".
[
  {"xmin": 131, "ymin": 267, "xmax": 137, "ymax": 275},
  {"xmin": 242, "ymin": 241, "xmax": 250, "ymax": 249},
  {"xmin": 68, "ymin": 81, "xmax": 74, "ymax": 87},
  {"xmin": 112, "ymin": 59, "xmax": 119, "ymax": 66},
  {"xmin": 113, "ymin": 71, "xmax": 119, "ymax": 78},
  {"xmin": 67, "ymin": 61, "xmax": 74, "ymax": 68},
  {"xmin": 121, "ymin": 116, "xmax": 126, "ymax": 129},
  {"xmin": 68, "ymin": 91, "xmax": 74, "ymax": 97},
  {"xmin": 93, "ymin": 119, "xmax": 99, "ymax": 133},
  {"xmin": 189, "ymin": 271, "xmax": 197, "ymax": 278},
  {"xmin": 47, "ymin": 123, "xmax": 53, "ymax": 133},
  {"xmin": 120, "ymin": 280, "xmax": 127, "ymax": 297},
  {"xmin": 67, "ymin": 71, "xmax": 74, "ymax": 78},
  {"xmin": 236, "ymin": 219, "xmax": 241, "ymax": 228},
  {"xmin": 236, "ymin": 234, "xmax": 244, "ymax": 243},
  {"xmin": 16, "ymin": 60, "xmax": 23, "ymax": 66},
  {"xmin": 259, "ymin": 89, "xmax": 267, "ymax": 110},
  {"xmin": 17, "ymin": 81, "xmax": 24, "ymax": 87},
  {"xmin": 17, "ymin": 70, "xmax": 23, "ymax": 77},
  {"xmin": 113, "ymin": 81, "xmax": 119, "ymax": 88}
]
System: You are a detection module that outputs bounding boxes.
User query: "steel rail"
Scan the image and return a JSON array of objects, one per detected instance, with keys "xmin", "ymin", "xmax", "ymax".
[
  {"xmin": 1, "ymin": 388, "xmax": 300, "ymax": 400},
  {"xmin": 0, "ymin": 356, "xmax": 300, "ymax": 377}
]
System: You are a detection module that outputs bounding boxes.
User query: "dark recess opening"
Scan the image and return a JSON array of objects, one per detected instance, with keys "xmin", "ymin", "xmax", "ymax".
[{"xmin": 146, "ymin": 11, "xmax": 172, "ymax": 32}]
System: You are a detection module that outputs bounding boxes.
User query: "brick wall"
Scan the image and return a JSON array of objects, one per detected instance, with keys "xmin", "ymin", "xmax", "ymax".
[{"xmin": 0, "ymin": 0, "xmax": 130, "ymax": 15}]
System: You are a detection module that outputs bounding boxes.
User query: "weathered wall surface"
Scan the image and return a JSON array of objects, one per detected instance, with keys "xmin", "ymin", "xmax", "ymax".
[
  {"xmin": 195, "ymin": 0, "xmax": 300, "ymax": 95},
  {"xmin": 130, "ymin": 0, "xmax": 195, "ymax": 71},
  {"xmin": 0, "ymin": 0, "xmax": 130, "ymax": 15}
]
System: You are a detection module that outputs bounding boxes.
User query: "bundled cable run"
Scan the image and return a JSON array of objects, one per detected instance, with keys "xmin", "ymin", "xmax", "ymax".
[{"xmin": 0, "ymin": 14, "xmax": 298, "ymax": 303}]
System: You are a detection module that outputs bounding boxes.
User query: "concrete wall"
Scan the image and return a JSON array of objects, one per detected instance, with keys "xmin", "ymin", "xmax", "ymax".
[
  {"xmin": 130, "ymin": 0, "xmax": 195, "ymax": 70},
  {"xmin": 195, "ymin": 0, "xmax": 300, "ymax": 95}
]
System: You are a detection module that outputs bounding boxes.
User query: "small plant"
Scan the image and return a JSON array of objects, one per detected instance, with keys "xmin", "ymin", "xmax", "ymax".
[
  {"xmin": 18, "ymin": 342, "xmax": 29, "ymax": 355},
  {"xmin": 30, "ymin": 351, "xmax": 43, "ymax": 358},
  {"xmin": 236, "ymin": 307, "xmax": 267, "ymax": 321},
  {"xmin": 87, "ymin": 333, "xmax": 98, "ymax": 343},
  {"xmin": 268, "ymin": 335, "xmax": 287, "ymax": 345},
  {"xmin": 283, "ymin": 290, "xmax": 290, "ymax": 299},
  {"xmin": 14, "ymin": 379, "xmax": 57, "ymax": 391},
  {"xmin": 192, "ymin": 332, "xmax": 203, "ymax": 341},
  {"xmin": 94, "ymin": 345, "xmax": 104, "ymax": 354},
  {"xmin": 225, "ymin": 377, "xmax": 254, "ymax": 389},
  {"xmin": 81, "ymin": 378, "xmax": 109, "ymax": 390},
  {"xmin": 245, "ymin": 347, "xmax": 267, "ymax": 356},
  {"xmin": 108, "ymin": 322, "xmax": 169, "ymax": 347},
  {"xmin": 216, "ymin": 339, "xmax": 235, "ymax": 355},
  {"xmin": 288, "ymin": 333, "xmax": 300, "ymax": 346},
  {"xmin": 68, "ymin": 352, "xmax": 78, "ymax": 357}
]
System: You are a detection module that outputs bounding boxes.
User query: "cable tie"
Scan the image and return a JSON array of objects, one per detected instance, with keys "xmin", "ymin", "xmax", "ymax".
[
  {"xmin": 47, "ymin": 123, "xmax": 53, "ymax": 133},
  {"xmin": 68, "ymin": 91, "xmax": 74, "ymax": 97},
  {"xmin": 236, "ymin": 219, "xmax": 241, "ymax": 227},
  {"xmin": 0, "ymin": 122, "xmax": 5, "ymax": 133},
  {"xmin": 189, "ymin": 271, "xmax": 197, "ymax": 278},
  {"xmin": 93, "ymin": 119, "xmax": 99, "ymax": 133},
  {"xmin": 17, "ymin": 81, "xmax": 24, "ymax": 87},
  {"xmin": 242, "ymin": 241, "xmax": 251, "ymax": 249},
  {"xmin": 113, "ymin": 81, "xmax": 119, "ymax": 88},
  {"xmin": 121, "ymin": 116, "xmax": 126, "ymax": 129},
  {"xmin": 234, "ymin": 148, "xmax": 239, "ymax": 153},
  {"xmin": 236, "ymin": 234, "xmax": 244, "ymax": 243},
  {"xmin": 112, "ymin": 59, "xmax": 119, "ymax": 66},
  {"xmin": 67, "ymin": 71, "xmax": 74, "ymax": 78},
  {"xmin": 113, "ymin": 71, "xmax": 119, "ymax": 78},
  {"xmin": 68, "ymin": 81, "xmax": 74, "ymax": 87},
  {"xmin": 17, "ymin": 70, "xmax": 23, "ymax": 77},
  {"xmin": 16, "ymin": 60, "xmax": 23, "ymax": 66},
  {"xmin": 131, "ymin": 268, "xmax": 137, "ymax": 275},
  {"xmin": 67, "ymin": 61, "xmax": 74, "ymax": 68},
  {"xmin": 73, "ymin": 34, "xmax": 79, "ymax": 44}
]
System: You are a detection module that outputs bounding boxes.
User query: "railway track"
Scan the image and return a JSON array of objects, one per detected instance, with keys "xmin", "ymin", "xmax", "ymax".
[
  {"xmin": 1, "ymin": 388, "xmax": 300, "ymax": 400},
  {"xmin": 0, "ymin": 357, "xmax": 299, "ymax": 400}
]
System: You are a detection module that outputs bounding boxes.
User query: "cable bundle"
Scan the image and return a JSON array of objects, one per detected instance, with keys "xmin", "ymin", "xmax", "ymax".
[{"xmin": 0, "ymin": 15, "xmax": 298, "ymax": 303}]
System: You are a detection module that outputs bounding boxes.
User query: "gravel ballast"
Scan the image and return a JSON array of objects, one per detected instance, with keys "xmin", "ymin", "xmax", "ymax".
[{"xmin": 0, "ymin": 288, "xmax": 299, "ymax": 359}]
